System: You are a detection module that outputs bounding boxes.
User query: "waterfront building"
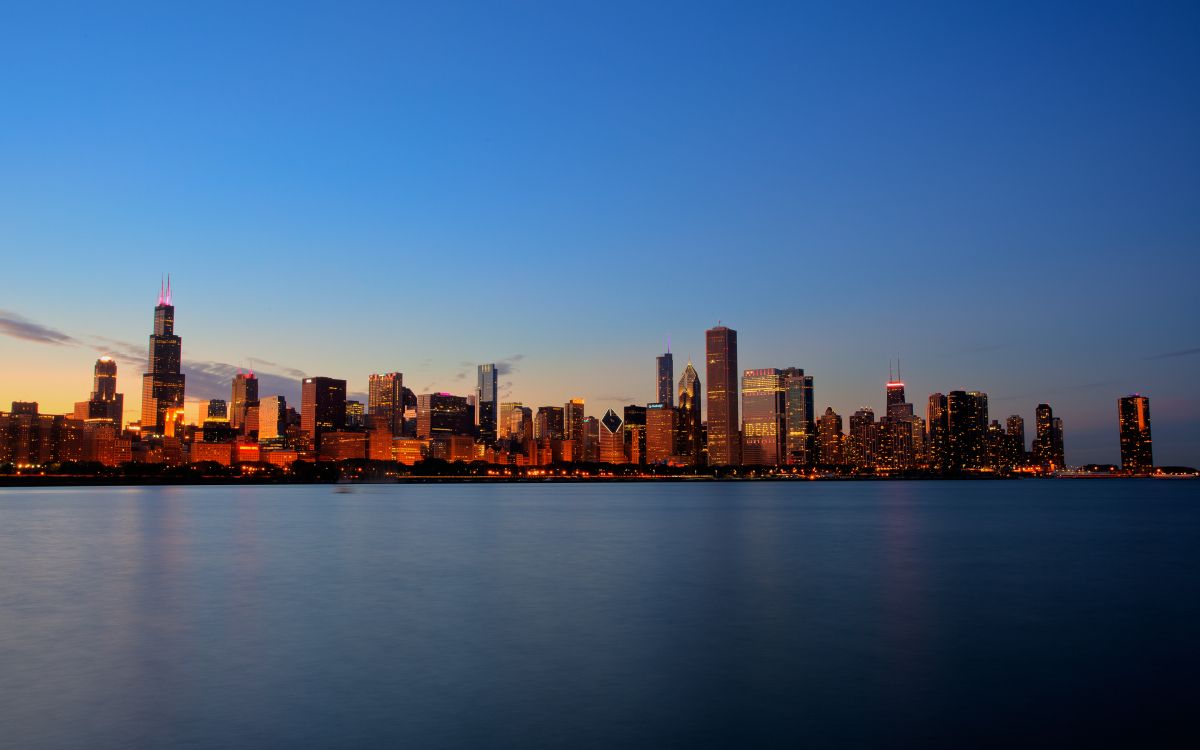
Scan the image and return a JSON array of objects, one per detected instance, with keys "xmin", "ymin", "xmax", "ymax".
[
  {"xmin": 782, "ymin": 368, "xmax": 815, "ymax": 465},
  {"xmin": 1006, "ymin": 415, "xmax": 1026, "ymax": 467},
  {"xmin": 140, "ymin": 278, "xmax": 185, "ymax": 435},
  {"xmin": 535, "ymin": 406, "xmax": 565, "ymax": 441},
  {"xmin": 230, "ymin": 371, "xmax": 258, "ymax": 430},
  {"xmin": 301, "ymin": 377, "xmax": 347, "ymax": 449},
  {"xmin": 645, "ymin": 402, "xmax": 674, "ymax": 464},
  {"xmin": 705, "ymin": 326, "xmax": 739, "ymax": 465},
  {"xmin": 623, "ymin": 405, "xmax": 647, "ymax": 464},
  {"xmin": 742, "ymin": 368, "xmax": 786, "ymax": 465},
  {"xmin": 947, "ymin": 390, "xmax": 989, "ymax": 471},
  {"xmin": 1118, "ymin": 395, "xmax": 1153, "ymax": 473},
  {"xmin": 675, "ymin": 361, "xmax": 702, "ymax": 463},
  {"xmin": 600, "ymin": 409, "xmax": 624, "ymax": 464},
  {"xmin": 368, "ymin": 373, "xmax": 404, "ymax": 436},
  {"xmin": 1032, "ymin": 403, "xmax": 1065, "ymax": 470},
  {"xmin": 817, "ymin": 407, "xmax": 844, "ymax": 465},
  {"xmin": 927, "ymin": 393, "xmax": 950, "ymax": 470},
  {"xmin": 417, "ymin": 393, "xmax": 474, "ymax": 438},
  {"xmin": 565, "ymin": 398, "xmax": 585, "ymax": 460},
  {"xmin": 846, "ymin": 408, "xmax": 875, "ymax": 467},
  {"xmin": 476, "ymin": 364, "xmax": 498, "ymax": 445},
  {"xmin": 259, "ymin": 395, "xmax": 287, "ymax": 441},
  {"xmin": 74, "ymin": 357, "xmax": 124, "ymax": 427},
  {"xmin": 656, "ymin": 351, "xmax": 674, "ymax": 408}
]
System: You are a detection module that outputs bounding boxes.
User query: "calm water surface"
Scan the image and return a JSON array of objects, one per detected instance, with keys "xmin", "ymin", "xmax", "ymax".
[{"xmin": 1, "ymin": 481, "xmax": 1197, "ymax": 748}]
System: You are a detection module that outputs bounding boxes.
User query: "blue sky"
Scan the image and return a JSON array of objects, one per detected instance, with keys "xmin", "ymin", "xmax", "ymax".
[{"xmin": 1, "ymin": 1, "xmax": 1198, "ymax": 464}]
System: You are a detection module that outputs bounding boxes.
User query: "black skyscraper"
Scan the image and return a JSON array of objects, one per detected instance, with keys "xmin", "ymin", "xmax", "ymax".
[{"xmin": 140, "ymin": 277, "xmax": 185, "ymax": 435}]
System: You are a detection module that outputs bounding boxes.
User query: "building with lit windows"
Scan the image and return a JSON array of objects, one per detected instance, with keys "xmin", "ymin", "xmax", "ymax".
[
  {"xmin": 674, "ymin": 361, "xmax": 702, "ymax": 463},
  {"xmin": 645, "ymin": 402, "xmax": 674, "ymax": 464},
  {"xmin": 656, "ymin": 351, "xmax": 674, "ymax": 408},
  {"xmin": 368, "ymin": 372, "xmax": 404, "ymax": 436},
  {"xmin": 230, "ymin": 371, "xmax": 258, "ymax": 430},
  {"xmin": 705, "ymin": 326, "xmax": 739, "ymax": 465},
  {"xmin": 1118, "ymin": 395, "xmax": 1152, "ymax": 473},
  {"xmin": 742, "ymin": 368, "xmax": 786, "ymax": 465},
  {"xmin": 600, "ymin": 409, "xmax": 624, "ymax": 464},
  {"xmin": 140, "ymin": 278, "xmax": 185, "ymax": 435},
  {"xmin": 416, "ymin": 393, "xmax": 474, "ymax": 439},
  {"xmin": 301, "ymin": 377, "xmax": 347, "ymax": 449},
  {"xmin": 74, "ymin": 357, "xmax": 124, "ymax": 426},
  {"xmin": 476, "ymin": 364, "xmax": 498, "ymax": 444}
]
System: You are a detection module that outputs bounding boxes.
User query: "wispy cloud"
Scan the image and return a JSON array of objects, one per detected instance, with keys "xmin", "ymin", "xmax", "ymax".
[
  {"xmin": 496, "ymin": 354, "xmax": 525, "ymax": 375},
  {"xmin": 596, "ymin": 394, "xmax": 634, "ymax": 403},
  {"xmin": 1146, "ymin": 346, "xmax": 1200, "ymax": 360},
  {"xmin": 0, "ymin": 310, "xmax": 77, "ymax": 346}
]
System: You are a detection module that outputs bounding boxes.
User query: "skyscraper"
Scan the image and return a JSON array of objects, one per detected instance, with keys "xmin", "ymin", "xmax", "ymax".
[
  {"xmin": 565, "ymin": 398, "xmax": 585, "ymax": 460},
  {"xmin": 1006, "ymin": 415, "xmax": 1026, "ymax": 467},
  {"xmin": 140, "ymin": 277, "xmax": 185, "ymax": 435},
  {"xmin": 645, "ymin": 402, "xmax": 674, "ymax": 464},
  {"xmin": 417, "ymin": 393, "xmax": 474, "ymax": 438},
  {"xmin": 476, "ymin": 364, "xmax": 498, "ymax": 445},
  {"xmin": 847, "ymin": 408, "xmax": 875, "ymax": 468},
  {"xmin": 1118, "ymin": 395, "xmax": 1152, "ymax": 473},
  {"xmin": 75, "ymin": 357, "xmax": 124, "ymax": 426},
  {"xmin": 705, "ymin": 325, "xmax": 739, "ymax": 465},
  {"xmin": 230, "ymin": 371, "xmax": 258, "ymax": 430},
  {"xmin": 258, "ymin": 395, "xmax": 287, "ymax": 442},
  {"xmin": 675, "ymin": 360, "xmax": 702, "ymax": 463},
  {"xmin": 927, "ymin": 393, "xmax": 950, "ymax": 470},
  {"xmin": 783, "ymin": 368, "xmax": 815, "ymax": 465},
  {"xmin": 535, "ymin": 406, "xmax": 565, "ymax": 441},
  {"xmin": 301, "ymin": 377, "xmax": 346, "ymax": 449},
  {"xmin": 368, "ymin": 372, "xmax": 404, "ymax": 436},
  {"xmin": 1033, "ymin": 403, "xmax": 1065, "ymax": 470},
  {"xmin": 656, "ymin": 351, "xmax": 674, "ymax": 408},
  {"xmin": 599, "ymin": 409, "xmax": 625, "ymax": 464},
  {"xmin": 623, "ymin": 405, "xmax": 647, "ymax": 464},
  {"xmin": 742, "ymin": 368, "xmax": 786, "ymax": 465},
  {"xmin": 947, "ymin": 390, "xmax": 989, "ymax": 471},
  {"xmin": 817, "ymin": 407, "xmax": 844, "ymax": 465}
]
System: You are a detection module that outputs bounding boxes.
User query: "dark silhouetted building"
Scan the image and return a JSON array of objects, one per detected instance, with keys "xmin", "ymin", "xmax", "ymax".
[
  {"xmin": 927, "ymin": 393, "xmax": 949, "ymax": 470},
  {"xmin": 623, "ymin": 405, "xmax": 647, "ymax": 464},
  {"xmin": 1006, "ymin": 415, "xmax": 1026, "ymax": 467},
  {"xmin": 1118, "ymin": 395, "xmax": 1152, "ymax": 473},
  {"xmin": 1033, "ymin": 403, "xmax": 1065, "ymax": 470},
  {"xmin": 947, "ymin": 390, "xmax": 988, "ymax": 471},
  {"xmin": 230, "ymin": 371, "xmax": 258, "ymax": 430},
  {"xmin": 140, "ymin": 278, "xmax": 185, "ymax": 435},
  {"xmin": 656, "ymin": 351, "xmax": 674, "ymax": 408},
  {"xmin": 417, "ymin": 393, "xmax": 474, "ymax": 439},
  {"xmin": 535, "ymin": 406, "xmax": 565, "ymax": 441},
  {"xmin": 301, "ymin": 377, "xmax": 346, "ymax": 449}
]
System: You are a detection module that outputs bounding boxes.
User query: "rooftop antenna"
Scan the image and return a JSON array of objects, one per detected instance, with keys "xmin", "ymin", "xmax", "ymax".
[
  {"xmin": 165, "ymin": 273, "xmax": 171, "ymax": 305},
  {"xmin": 667, "ymin": 335, "xmax": 671, "ymax": 355},
  {"xmin": 897, "ymin": 356, "xmax": 901, "ymax": 382}
]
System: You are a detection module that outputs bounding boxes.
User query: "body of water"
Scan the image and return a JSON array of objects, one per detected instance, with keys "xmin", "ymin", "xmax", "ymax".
[{"xmin": 1, "ymin": 481, "xmax": 1197, "ymax": 748}]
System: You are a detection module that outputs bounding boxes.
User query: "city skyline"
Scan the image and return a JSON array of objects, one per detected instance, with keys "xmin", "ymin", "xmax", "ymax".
[
  {"xmin": 1, "ymin": 4, "xmax": 1198, "ymax": 464},
  {"xmin": 0, "ymin": 284, "xmax": 1184, "ymax": 467}
]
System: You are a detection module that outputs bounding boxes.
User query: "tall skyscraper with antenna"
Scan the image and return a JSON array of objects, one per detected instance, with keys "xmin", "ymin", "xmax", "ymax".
[
  {"xmin": 656, "ymin": 343, "xmax": 674, "ymax": 408},
  {"xmin": 139, "ymin": 276, "xmax": 185, "ymax": 435}
]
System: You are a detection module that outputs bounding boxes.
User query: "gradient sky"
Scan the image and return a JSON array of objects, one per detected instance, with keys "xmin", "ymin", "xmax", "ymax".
[{"xmin": 1, "ymin": 1, "xmax": 1198, "ymax": 465}]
